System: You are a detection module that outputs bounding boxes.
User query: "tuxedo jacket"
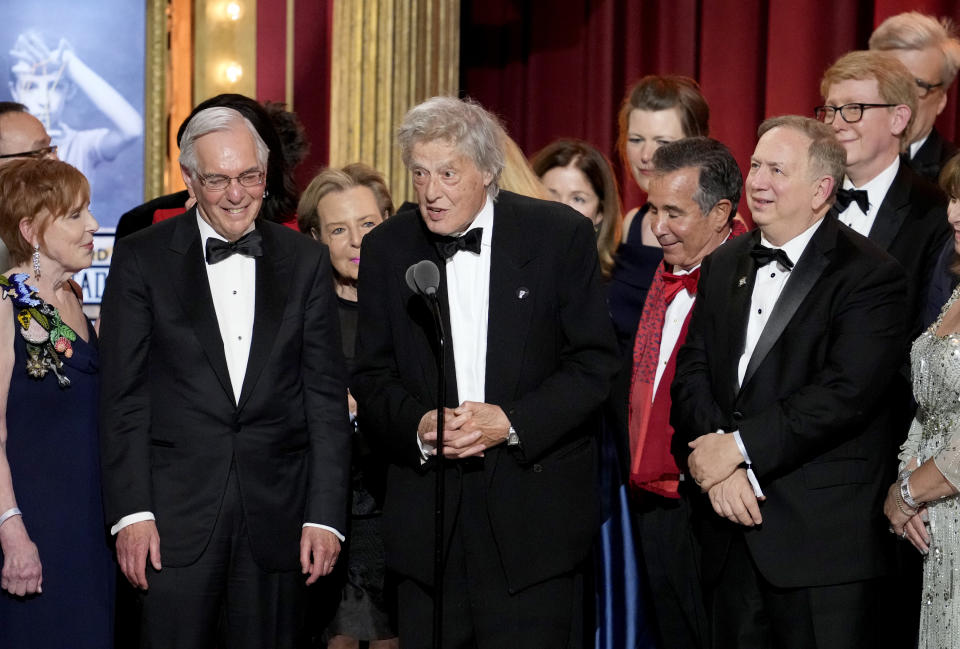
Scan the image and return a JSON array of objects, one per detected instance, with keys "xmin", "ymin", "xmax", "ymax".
[
  {"xmin": 906, "ymin": 126, "xmax": 958, "ymax": 183},
  {"xmin": 671, "ymin": 216, "xmax": 908, "ymax": 588},
  {"xmin": 99, "ymin": 209, "xmax": 351, "ymax": 571},
  {"xmin": 829, "ymin": 161, "xmax": 948, "ymax": 340},
  {"xmin": 352, "ymin": 191, "xmax": 620, "ymax": 592}
]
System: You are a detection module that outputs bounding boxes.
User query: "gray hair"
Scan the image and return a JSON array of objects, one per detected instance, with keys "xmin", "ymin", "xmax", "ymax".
[
  {"xmin": 397, "ymin": 96, "xmax": 505, "ymax": 198},
  {"xmin": 757, "ymin": 116, "xmax": 846, "ymax": 199},
  {"xmin": 870, "ymin": 11, "xmax": 960, "ymax": 86},
  {"xmin": 652, "ymin": 137, "xmax": 741, "ymax": 222},
  {"xmin": 179, "ymin": 106, "xmax": 269, "ymax": 177}
]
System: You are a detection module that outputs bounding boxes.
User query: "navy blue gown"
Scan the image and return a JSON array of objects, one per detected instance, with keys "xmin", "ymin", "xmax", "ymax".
[
  {"xmin": 0, "ymin": 276, "xmax": 114, "ymax": 648},
  {"xmin": 607, "ymin": 205, "xmax": 663, "ymax": 354}
]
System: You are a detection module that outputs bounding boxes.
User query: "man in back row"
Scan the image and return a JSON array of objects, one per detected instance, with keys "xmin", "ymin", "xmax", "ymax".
[{"xmin": 0, "ymin": 102, "xmax": 56, "ymax": 269}]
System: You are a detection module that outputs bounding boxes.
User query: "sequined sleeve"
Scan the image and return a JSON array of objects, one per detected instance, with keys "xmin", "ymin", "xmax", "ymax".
[
  {"xmin": 898, "ymin": 416, "xmax": 922, "ymax": 471},
  {"xmin": 932, "ymin": 423, "xmax": 960, "ymax": 491}
]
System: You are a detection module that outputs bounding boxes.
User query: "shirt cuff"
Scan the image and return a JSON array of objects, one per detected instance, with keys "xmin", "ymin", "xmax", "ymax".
[
  {"xmin": 416, "ymin": 432, "xmax": 435, "ymax": 464},
  {"xmin": 730, "ymin": 430, "xmax": 765, "ymax": 499},
  {"xmin": 111, "ymin": 511, "xmax": 155, "ymax": 536},
  {"xmin": 302, "ymin": 523, "xmax": 345, "ymax": 542}
]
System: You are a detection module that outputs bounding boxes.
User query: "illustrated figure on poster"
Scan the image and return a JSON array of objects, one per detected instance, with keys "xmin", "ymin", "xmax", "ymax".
[{"xmin": 7, "ymin": 29, "xmax": 142, "ymax": 183}]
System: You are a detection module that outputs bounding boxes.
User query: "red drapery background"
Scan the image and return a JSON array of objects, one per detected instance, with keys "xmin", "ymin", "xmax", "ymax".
[{"xmin": 460, "ymin": 0, "xmax": 960, "ymax": 213}]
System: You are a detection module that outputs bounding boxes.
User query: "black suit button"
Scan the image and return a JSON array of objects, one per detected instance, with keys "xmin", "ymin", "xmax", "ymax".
[
  {"xmin": 733, "ymin": 411, "xmax": 743, "ymax": 421},
  {"xmin": 533, "ymin": 464, "xmax": 543, "ymax": 473}
]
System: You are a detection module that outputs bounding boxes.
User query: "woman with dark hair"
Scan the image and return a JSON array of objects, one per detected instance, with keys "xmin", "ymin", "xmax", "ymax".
[
  {"xmin": 531, "ymin": 139, "xmax": 622, "ymax": 278},
  {"xmin": 608, "ymin": 75, "xmax": 710, "ymax": 351},
  {"xmin": 0, "ymin": 158, "xmax": 112, "ymax": 648},
  {"xmin": 885, "ymin": 152, "xmax": 960, "ymax": 649},
  {"xmin": 298, "ymin": 163, "xmax": 398, "ymax": 649}
]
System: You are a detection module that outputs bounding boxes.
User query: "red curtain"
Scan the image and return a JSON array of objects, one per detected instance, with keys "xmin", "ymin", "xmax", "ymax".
[{"xmin": 461, "ymin": 0, "xmax": 960, "ymax": 215}]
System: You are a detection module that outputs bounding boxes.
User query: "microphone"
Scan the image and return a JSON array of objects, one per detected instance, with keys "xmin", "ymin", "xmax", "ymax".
[{"xmin": 405, "ymin": 259, "xmax": 440, "ymax": 298}]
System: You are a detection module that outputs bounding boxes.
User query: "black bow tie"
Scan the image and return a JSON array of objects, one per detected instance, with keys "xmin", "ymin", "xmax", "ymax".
[
  {"xmin": 205, "ymin": 230, "xmax": 264, "ymax": 264},
  {"xmin": 835, "ymin": 188, "xmax": 870, "ymax": 213},
  {"xmin": 433, "ymin": 228, "xmax": 483, "ymax": 260},
  {"xmin": 749, "ymin": 243, "xmax": 794, "ymax": 270}
]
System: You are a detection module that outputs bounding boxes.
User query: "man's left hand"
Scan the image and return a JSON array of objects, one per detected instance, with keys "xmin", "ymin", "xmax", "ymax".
[
  {"xmin": 299, "ymin": 527, "xmax": 340, "ymax": 585},
  {"xmin": 688, "ymin": 432, "xmax": 744, "ymax": 491}
]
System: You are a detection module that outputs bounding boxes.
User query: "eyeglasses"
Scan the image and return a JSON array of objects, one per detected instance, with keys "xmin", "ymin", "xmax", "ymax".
[
  {"xmin": 0, "ymin": 145, "xmax": 58, "ymax": 160},
  {"xmin": 915, "ymin": 78, "xmax": 944, "ymax": 99},
  {"xmin": 814, "ymin": 103, "xmax": 897, "ymax": 124},
  {"xmin": 197, "ymin": 170, "xmax": 265, "ymax": 191}
]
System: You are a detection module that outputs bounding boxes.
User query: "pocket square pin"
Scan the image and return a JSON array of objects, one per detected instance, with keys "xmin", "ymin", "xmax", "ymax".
[
  {"xmin": 516, "ymin": 287, "xmax": 530, "ymax": 300},
  {"xmin": 738, "ymin": 277, "xmax": 747, "ymax": 287}
]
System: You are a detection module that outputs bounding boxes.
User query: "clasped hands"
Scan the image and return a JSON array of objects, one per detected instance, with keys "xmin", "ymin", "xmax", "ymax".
[
  {"xmin": 418, "ymin": 401, "xmax": 511, "ymax": 459},
  {"xmin": 688, "ymin": 432, "xmax": 764, "ymax": 527}
]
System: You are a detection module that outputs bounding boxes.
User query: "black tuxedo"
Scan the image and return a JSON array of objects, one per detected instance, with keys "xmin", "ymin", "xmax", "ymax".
[
  {"xmin": 353, "ymin": 191, "xmax": 620, "ymax": 644},
  {"xmin": 904, "ymin": 126, "xmax": 958, "ymax": 183},
  {"xmin": 100, "ymin": 210, "xmax": 350, "ymax": 571},
  {"xmin": 671, "ymin": 217, "xmax": 908, "ymax": 646},
  {"xmin": 829, "ymin": 161, "xmax": 948, "ymax": 340}
]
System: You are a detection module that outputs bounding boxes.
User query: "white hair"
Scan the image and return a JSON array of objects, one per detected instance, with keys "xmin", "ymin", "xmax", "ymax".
[
  {"xmin": 178, "ymin": 106, "xmax": 269, "ymax": 177},
  {"xmin": 870, "ymin": 11, "xmax": 960, "ymax": 86}
]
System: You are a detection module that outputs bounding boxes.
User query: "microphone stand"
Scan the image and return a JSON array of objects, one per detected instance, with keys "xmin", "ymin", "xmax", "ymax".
[{"xmin": 427, "ymin": 291, "xmax": 446, "ymax": 649}]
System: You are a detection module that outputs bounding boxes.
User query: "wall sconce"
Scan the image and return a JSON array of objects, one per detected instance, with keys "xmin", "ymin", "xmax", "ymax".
[
  {"xmin": 223, "ymin": 61, "xmax": 243, "ymax": 84},
  {"xmin": 225, "ymin": 1, "xmax": 242, "ymax": 21}
]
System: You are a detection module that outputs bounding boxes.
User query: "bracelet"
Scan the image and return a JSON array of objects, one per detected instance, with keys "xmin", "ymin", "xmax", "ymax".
[
  {"xmin": 0, "ymin": 507, "xmax": 22, "ymax": 528},
  {"xmin": 895, "ymin": 489, "xmax": 917, "ymax": 518},
  {"xmin": 901, "ymin": 475, "xmax": 923, "ymax": 510}
]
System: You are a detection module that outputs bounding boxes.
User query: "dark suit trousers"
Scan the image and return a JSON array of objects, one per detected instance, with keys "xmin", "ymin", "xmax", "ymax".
[
  {"xmin": 138, "ymin": 464, "xmax": 305, "ymax": 649},
  {"xmin": 396, "ymin": 462, "xmax": 584, "ymax": 649},
  {"xmin": 708, "ymin": 534, "xmax": 880, "ymax": 649},
  {"xmin": 633, "ymin": 488, "xmax": 708, "ymax": 649}
]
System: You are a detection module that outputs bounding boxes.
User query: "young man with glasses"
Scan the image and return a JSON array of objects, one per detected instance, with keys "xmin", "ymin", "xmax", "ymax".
[
  {"xmin": 818, "ymin": 50, "xmax": 948, "ymax": 341},
  {"xmin": 870, "ymin": 12, "xmax": 960, "ymax": 182}
]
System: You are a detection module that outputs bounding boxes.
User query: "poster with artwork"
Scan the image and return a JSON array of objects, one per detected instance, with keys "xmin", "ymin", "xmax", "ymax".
[{"xmin": 1, "ymin": 1, "xmax": 145, "ymax": 230}]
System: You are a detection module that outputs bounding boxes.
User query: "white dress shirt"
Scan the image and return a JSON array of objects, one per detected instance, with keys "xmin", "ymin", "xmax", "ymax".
[
  {"xmin": 113, "ymin": 214, "xmax": 343, "ymax": 540},
  {"xmin": 418, "ymin": 198, "xmax": 494, "ymax": 457},
  {"xmin": 731, "ymin": 217, "xmax": 824, "ymax": 498},
  {"xmin": 837, "ymin": 156, "xmax": 899, "ymax": 236},
  {"xmin": 909, "ymin": 133, "xmax": 929, "ymax": 160},
  {"xmin": 653, "ymin": 265, "xmax": 698, "ymax": 396}
]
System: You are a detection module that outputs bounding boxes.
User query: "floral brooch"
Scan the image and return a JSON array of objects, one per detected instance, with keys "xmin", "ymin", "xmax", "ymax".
[{"xmin": 1, "ymin": 274, "xmax": 74, "ymax": 388}]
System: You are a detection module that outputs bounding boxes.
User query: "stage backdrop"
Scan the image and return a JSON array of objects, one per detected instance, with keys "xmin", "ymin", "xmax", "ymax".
[
  {"xmin": 0, "ymin": 1, "xmax": 145, "ymax": 228},
  {"xmin": 460, "ymin": 0, "xmax": 960, "ymax": 217}
]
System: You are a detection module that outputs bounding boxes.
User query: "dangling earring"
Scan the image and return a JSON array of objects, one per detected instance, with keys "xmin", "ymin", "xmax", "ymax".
[
  {"xmin": 263, "ymin": 189, "xmax": 270, "ymax": 199},
  {"xmin": 32, "ymin": 244, "xmax": 41, "ymax": 279}
]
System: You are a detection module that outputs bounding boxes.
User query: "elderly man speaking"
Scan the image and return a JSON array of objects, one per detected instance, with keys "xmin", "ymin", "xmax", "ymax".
[{"xmin": 353, "ymin": 97, "xmax": 620, "ymax": 649}]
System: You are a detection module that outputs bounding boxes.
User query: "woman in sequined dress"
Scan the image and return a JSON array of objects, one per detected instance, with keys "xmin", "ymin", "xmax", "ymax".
[{"xmin": 884, "ymin": 153, "xmax": 960, "ymax": 648}]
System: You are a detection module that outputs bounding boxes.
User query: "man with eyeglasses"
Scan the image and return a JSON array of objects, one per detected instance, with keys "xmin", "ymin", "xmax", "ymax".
[
  {"xmin": 870, "ymin": 12, "xmax": 960, "ymax": 182},
  {"xmin": 818, "ymin": 50, "xmax": 948, "ymax": 341},
  {"xmin": 0, "ymin": 101, "xmax": 58, "ymax": 270},
  {"xmin": 99, "ymin": 106, "xmax": 351, "ymax": 648},
  {"xmin": 819, "ymin": 50, "xmax": 950, "ymax": 649}
]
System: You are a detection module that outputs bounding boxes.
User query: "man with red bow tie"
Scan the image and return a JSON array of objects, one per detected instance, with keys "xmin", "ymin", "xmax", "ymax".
[{"xmin": 627, "ymin": 136, "xmax": 746, "ymax": 649}]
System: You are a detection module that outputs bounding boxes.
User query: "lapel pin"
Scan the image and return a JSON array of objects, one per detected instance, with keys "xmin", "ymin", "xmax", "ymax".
[
  {"xmin": 738, "ymin": 277, "xmax": 747, "ymax": 287},
  {"xmin": 517, "ymin": 287, "xmax": 529, "ymax": 300}
]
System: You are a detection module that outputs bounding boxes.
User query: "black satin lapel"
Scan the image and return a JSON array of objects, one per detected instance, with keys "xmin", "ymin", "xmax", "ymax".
[
  {"xmin": 740, "ymin": 242, "xmax": 829, "ymax": 390},
  {"xmin": 727, "ymin": 238, "xmax": 758, "ymax": 399},
  {"xmin": 238, "ymin": 227, "xmax": 291, "ymax": 410},
  {"xmin": 868, "ymin": 167, "xmax": 909, "ymax": 251},
  {"xmin": 173, "ymin": 222, "xmax": 235, "ymax": 403}
]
